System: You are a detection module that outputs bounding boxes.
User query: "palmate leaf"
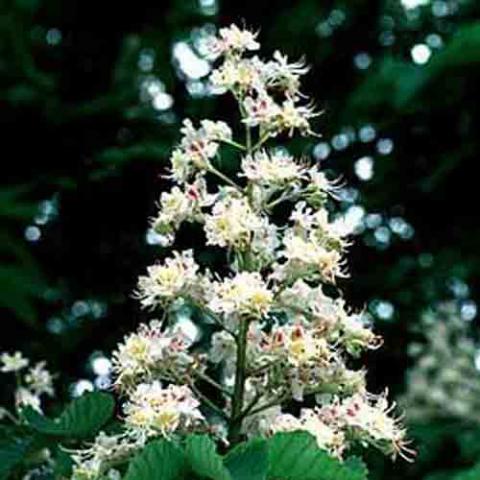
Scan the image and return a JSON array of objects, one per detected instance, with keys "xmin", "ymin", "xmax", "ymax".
[
  {"xmin": 124, "ymin": 439, "xmax": 187, "ymax": 480},
  {"xmin": 224, "ymin": 437, "xmax": 269, "ymax": 480},
  {"xmin": 23, "ymin": 391, "xmax": 114, "ymax": 438},
  {"xmin": 267, "ymin": 432, "xmax": 368, "ymax": 480},
  {"xmin": 186, "ymin": 434, "xmax": 232, "ymax": 480},
  {"xmin": 121, "ymin": 432, "xmax": 367, "ymax": 480}
]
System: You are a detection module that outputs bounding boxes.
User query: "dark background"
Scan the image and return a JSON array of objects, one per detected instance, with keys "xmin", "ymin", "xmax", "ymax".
[{"xmin": 2, "ymin": 0, "xmax": 480, "ymax": 478}]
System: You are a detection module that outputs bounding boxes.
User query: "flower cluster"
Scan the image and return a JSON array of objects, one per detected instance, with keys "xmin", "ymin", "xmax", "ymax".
[
  {"xmin": 71, "ymin": 431, "xmax": 140, "ymax": 480},
  {"xmin": 204, "ymin": 193, "xmax": 263, "ymax": 249},
  {"xmin": 241, "ymin": 149, "xmax": 306, "ymax": 185},
  {"xmin": 401, "ymin": 301, "xmax": 480, "ymax": 423},
  {"xmin": 135, "ymin": 250, "xmax": 206, "ymax": 309},
  {"xmin": 151, "ymin": 176, "xmax": 215, "ymax": 241},
  {"xmin": 112, "ymin": 320, "xmax": 197, "ymax": 389},
  {"xmin": 270, "ymin": 392, "xmax": 412, "ymax": 460},
  {"xmin": 169, "ymin": 119, "xmax": 232, "ymax": 183},
  {"xmin": 207, "ymin": 27, "xmax": 317, "ymax": 137},
  {"xmin": 209, "ymin": 272, "xmax": 273, "ymax": 319},
  {"xmin": 124, "ymin": 382, "xmax": 203, "ymax": 439},
  {"xmin": 0, "ymin": 351, "xmax": 54, "ymax": 413},
  {"xmin": 71, "ymin": 24, "xmax": 410, "ymax": 478},
  {"xmin": 206, "ymin": 24, "xmax": 260, "ymax": 58}
]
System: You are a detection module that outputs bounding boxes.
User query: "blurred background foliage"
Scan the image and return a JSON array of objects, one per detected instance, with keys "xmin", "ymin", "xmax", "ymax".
[{"xmin": 1, "ymin": 0, "xmax": 480, "ymax": 478}]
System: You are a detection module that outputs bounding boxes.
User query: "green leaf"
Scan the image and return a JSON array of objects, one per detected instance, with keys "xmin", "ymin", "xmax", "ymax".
[
  {"xmin": 124, "ymin": 439, "xmax": 187, "ymax": 480},
  {"xmin": 343, "ymin": 456, "xmax": 368, "ymax": 480},
  {"xmin": 186, "ymin": 434, "xmax": 232, "ymax": 480},
  {"xmin": 0, "ymin": 426, "xmax": 36, "ymax": 480},
  {"xmin": 23, "ymin": 391, "xmax": 114, "ymax": 438},
  {"xmin": 453, "ymin": 463, "xmax": 480, "ymax": 480},
  {"xmin": 267, "ymin": 431, "xmax": 367, "ymax": 480},
  {"xmin": 224, "ymin": 438, "xmax": 268, "ymax": 480},
  {"xmin": 52, "ymin": 446, "xmax": 74, "ymax": 477}
]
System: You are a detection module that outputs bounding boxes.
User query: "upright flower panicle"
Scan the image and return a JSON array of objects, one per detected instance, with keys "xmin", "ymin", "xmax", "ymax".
[{"xmin": 70, "ymin": 24, "xmax": 411, "ymax": 478}]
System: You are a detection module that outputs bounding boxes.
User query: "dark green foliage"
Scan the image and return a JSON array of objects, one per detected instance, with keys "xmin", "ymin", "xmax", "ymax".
[
  {"xmin": 267, "ymin": 432, "xmax": 367, "ymax": 480},
  {"xmin": 186, "ymin": 434, "xmax": 232, "ymax": 480},
  {"xmin": 23, "ymin": 391, "xmax": 115, "ymax": 438},
  {"xmin": 224, "ymin": 438, "xmax": 269, "ymax": 480},
  {"xmin": 0, "ymin": 426, "xmax": 37, "ymax": 480},
  {"xmin": 124, "ymin": 439, "xmax": 188, "ymax": 480},
  {"xmin": 1, "ymin": 393, "xmax": 114, "ymax": 478},
  {"xmin": 124, "ymin": 432, "xmax": 368, "ymax": 480},
  {"xmin": 0, "ymin": 187, "xmax": 46, "ymax": 325}
]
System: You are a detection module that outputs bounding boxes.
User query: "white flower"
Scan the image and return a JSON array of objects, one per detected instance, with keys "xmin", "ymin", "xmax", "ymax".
[
  {"xmin": 124, "ymin": 382, "xmax": 203, "ymax": 437},
  {"xmin": 169, "ymin": 119, "xmax": 233, "ymax": 183},
  {"xmin": 1, "ymin": 351, "xmax": 29, "ymax": 372},
  {"xmin": 278, "ymin": 232, "xmax": 344, "ymax": 283},
  {"xmin": 25, "ymin": 361, "xmax": 54, "ymax": 397},
  {"xmin": 112, "ymin": 320, "xmax": 194, "ymax": 388},
  {"xmin": 289, "ymin": 202, "xmax": 349, "ymax": 250},
  {"xmin": 179, "ymin": 119, "xmax": 216, "ymax": 162},
  {"xmin": 338, "ymin": 393, "xmax": 411, "ymax": 459},
  {"xmin": 242, "ymin": 405, "xmax": 282, "ymax": 437},
  {"xmin": 135, "ymin": 250, "xmax": 201, "ymax": 309},
  {"xmin": 266, "ymin": 51, "xmax": 309, "ymax": 97},
  {"xmin": 15, "ymin": 387, "xmax": 41, "ymax": 412},
  {"xmin": 204, "ymin": 195, "xmax": 263, "ymax": 249},
  {"xmin": 251, "ymin": 218, "xmax": 280, "ymax": 266},
  {"xmin": 279, "ymin": 279, "xmax": 329, "ymax": 313},
  {"xmin": 152, "ymin": 177, "xmax": 215, "ymax": 236},
  {"xmin": 209, "ymin": 331, "xmax": 237, "ymax": 378},
  {"xmin": 270, "ymin": 412, "xmax": 302, "ymax": 433},
  {"xmin": 210, "ymin": 56, "xmax": 268, "ymax": 93},
  {"xmin": 180, "ymin": 119, "xmax": 232, "ymax": 162},
  {"xmin": 340, "ymin": 313, "xmax": 381, "ymax": 355},
  {"xmin": 241, "ymin": 150, "xmax": 306, "ymax": 185},
  {"xmin": 207, "ymin": 25, "xmax": 260, "ymax": 58},
  {"xmin": 169, "ymin": 149, "xmax": 193, "ymax": 183},
  {"xmin": 300, "ymin": 409, "xmax": 345, "ymax": 456},
  {"xmin": 277, "ymin": 98, "xmax": 319, "ymax": 136},
  {"xmin": 243, "ymin": 96, "xmax": 318, "ymax": 137},
  {"xmin": 306, "ymin": 168, "xmax": 342, "ymax": 202},
  {"xmin": 243, "ymin": 93, "xmax": 281, "ymax": 128},
  {"xmin": 265, "ymin": 324, "xmax": 331, "ymax": 367},
  {"xmin": 269, "ymin": 393, "xmax": 409, "ymax": 460},
  {"xmin": 200, "ymin": 119, "xmax": 233, "ymax": 142},
  {"xmin": 71, "ymin": 431, "xmax": 142, "ymax": 480},
  {"xmin": 209, "ymin": 272, "xmax": 273, "ymax": 319},
  {"xmin": 209, "ymin": 331, "xmax": 236, "ymax": 364}
]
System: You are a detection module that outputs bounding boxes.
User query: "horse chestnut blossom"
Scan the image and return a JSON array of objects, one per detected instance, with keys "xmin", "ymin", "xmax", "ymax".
[
  {"xmin": 123, "ymin": 382, "xmax": 203, "ymax": 439},
  {"xmin": 134, "ymin": 250, "xmax": 207, "ymax": 309},
  {"xmin": 209, "ymin": 272, "xmax": 273, "ymax": 319},
  {"xmin": 204, "ymin": 193, "xmax": 263, "ymax": 248},
  {"xmin": 71, "ymin": 23, "xmax": 413, "ymax": 479},
  {"xmin": 0, "ymin": 352, "xmax": 54, "ymax": 413}
]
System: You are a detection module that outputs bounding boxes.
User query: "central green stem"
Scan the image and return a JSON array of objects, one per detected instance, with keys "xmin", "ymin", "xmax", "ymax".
[
  {"xmin": 228, "ymin": 317, "xmax": 249, "ymax": 444},
  {"xmin": 228, "ymin": 116, "xmax": 254, "ymax": 445}
]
